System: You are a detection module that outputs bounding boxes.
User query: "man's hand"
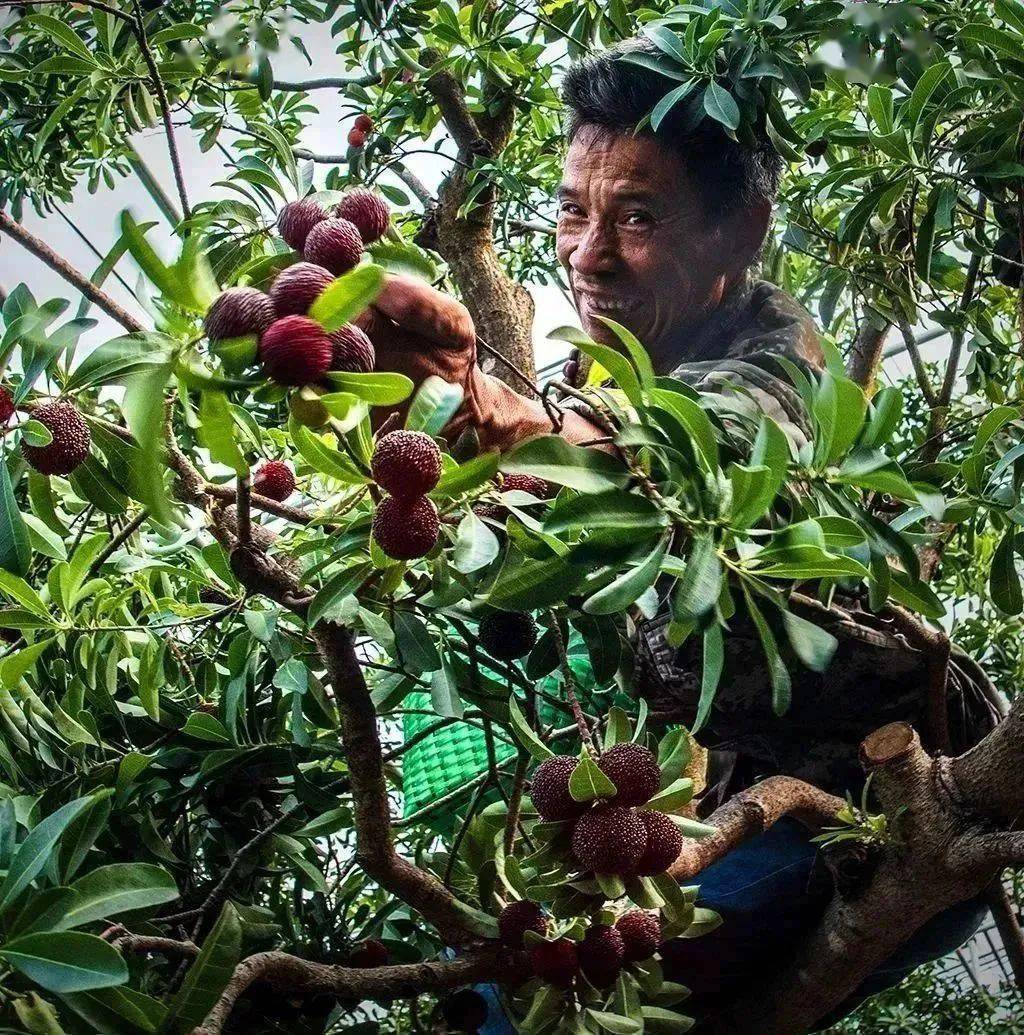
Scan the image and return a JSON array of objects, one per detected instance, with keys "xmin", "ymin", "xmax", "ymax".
[{"xmin": 358, "ymin": 274, "xmax": 602, "ymax": 452}]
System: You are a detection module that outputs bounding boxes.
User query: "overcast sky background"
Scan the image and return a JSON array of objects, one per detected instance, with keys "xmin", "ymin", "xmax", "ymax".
[{"xmin": 0, "ymin": 17, "xmax": 953, "ymax": 386}]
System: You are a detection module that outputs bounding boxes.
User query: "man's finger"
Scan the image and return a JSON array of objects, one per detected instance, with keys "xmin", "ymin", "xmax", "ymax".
[{"xmin": 369, "ymin": 273, "xmax": 476, "ymax": 352}]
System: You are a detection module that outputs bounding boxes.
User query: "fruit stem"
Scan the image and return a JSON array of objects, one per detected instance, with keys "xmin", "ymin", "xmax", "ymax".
[{"xmin": 548, "ymin": 610, "xmax": 599, "ymax": 756}]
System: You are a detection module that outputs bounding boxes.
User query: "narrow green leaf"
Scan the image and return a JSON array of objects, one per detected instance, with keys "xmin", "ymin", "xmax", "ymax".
[
  {"xmin": 569, "ymin": 752, "xmax": 617, "ymax": 803},
  {"xmin": 0, "ymin": 464, "xmax": 31, "ymax": 576},
  {"xmin": 507, "ymin": 696, "xmax": 554, "ymax": 761},
  {"xmin": 308, "ymin": 265, "xmax": 384, "ymax": 332},
  {"xmin": 991, "ymin": 528, "xmax": 1023, "ymax": 616},
  {"xmin": 0, "ymin": 931, "xmax": 127, "ymax": 993},
  {"xmin": 692, "ymin": 623, "xmax": 724, "ymax": 734}
]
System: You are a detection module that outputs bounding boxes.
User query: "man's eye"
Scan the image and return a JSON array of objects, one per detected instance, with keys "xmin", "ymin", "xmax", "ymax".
[
  {"xmin": 624, "ymin": 212, "xmax": 651, "ymax": 226},
  {"xmin": 559, "ymin": 203, "xmax": 583, "ymax": 217}
]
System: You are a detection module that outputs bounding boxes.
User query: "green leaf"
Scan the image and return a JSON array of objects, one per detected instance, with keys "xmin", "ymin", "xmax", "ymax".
[
  {"xmin": 324, "ymin": 371, "xmax": 413, "ymax": 405},
  {"xmin": 33, "ymin": 83, "xmax": 89, "ymax": 164},
  {"xmin": 648, "ymin": 389, "xmax": 719, "ymax": 471},
  {"xmin": 430, "ymin": 656, "xmax": 463, "ymax": 718},
  {"xmin": 453, "ymin": 511, "xmax": 500, "ymax": 574},
  {"xmin": 583, "ymin": 536, "xmax": 668, "ymax": 615},
  {"xmin": 692, "ymin": 623, "xmax": 724, "ymax": 734},
  {"xmin": 120, "ymin": 212, "xmax": 202, "ymax": 313},
  {"xmin": 121, "ymin": 362, "xmax": 174, "ymax": 525},
  {"xmin": 405, "ymin": 376, "xmax": 464, "ymax": 436},
  {"xmin": 703, "ymin": 81, "xmax": 740, "ymax": 131},
  {"xmin": 433, "ymin": 452, "xmax": 500, "ymax": 498},
  {"xmin": 198, "ymin": 393, "xmax": 247, "ymax": 476},
  {"xmin": 0, "ymin": 931, "xmax": 127, "ymax": 993},
  {"xmin": 502, "ymin": 437, "xmax": 629, "ymax": 492},
  {"xmin": 0, "ymin": 795, "xmax": 101, "ymax": 912},
  {"xmin": 587, "ymin": 1010, "xmax": 643, "ymax": 1035},
  {"xmin": 900, "ymin": 61, "xmax": 951, "ymax": 137},
  {"xmin": 991, "ymin": 528, "xmax": 1022, "ymax": 616},
  {"xmin": 60, "ymin": 985, "xmax": 165, "ymax": 1035},
  {"xmin": 743, "ymin": 590, "xmax": 791, "ymax": 717},
  {"xmin": 959, "ymin": 22, "xmax": 1024, "ymax": 60},
  {"xmin": 0, "ymin": 463, "xmax": 31, "ymax": 576},
  {"xmin": 651, "ymin": 81, "xmax": 697, "ymax": 132},
  {"xmin": 780, "ymin": 609, "xmax": 838, "ymax": 673},
  {"xmin": 569, "ymin": 752, "xmax": 616, "ymax": 803},
  {"xmin": 867, "ymin": 83, "xmax": 894, "ymax": 134},
  {"xmin": 640, "ymin": 1006, "xmax": 695, "ymax": 1032},
  {"xmin": 645, "ymin": 778, "xmax": 694, "ymax": 812},
  {"xmin": 545, "ymin": 491, "xmax": 667, "ymax": 535},
  {"xmin": 488, "ymin": 553, "xmax": 587, "ymax": 610},
  {"xmin": 20, "ymin": 420, "xmax": 52, "ymax": 448},
  {"xmin": 69, "ymin": 458, "xmax": 128, "ymax": 515},
  {"xmin": 308, "ymin": 265, "xmax": 384, "ymax": 332},
  {"xmin": 657, "ymin": 728, "xmax": 692, "ymax": 784},
  {"xmin": 507, "ymin": 696, "xmax": 554, "ymax": 761},
  {"xmin": 158, "ymin": 902, "xmax": 241, "ymax": 1035},
  {"xmin": 393, "ymin": 611, "xmax": 441, "ymax": 673},
  {"xmin": 670, "ymin": 537, "xmax": 721, "ymax": 624},
  {"xmin": 288, "ymin": 418, "xmax": 369, "ymax": 485},
  {"xmin": 548, "ymin": 327, "xmax": 643, "ymax": 407},
  {"xmin": 308, "ymin": 563, "xmax": 371, "ymax": 626},
  {"xmin": 182, "ymin": 713, "xmax": 231, "ymax": 744},
  {"xmin": 59, "ymin": 864, "xmax": 178, "ymax": 930},
  {"xmin": 367, "ymin": 238, "xmax": 439, "ymax": 280}
]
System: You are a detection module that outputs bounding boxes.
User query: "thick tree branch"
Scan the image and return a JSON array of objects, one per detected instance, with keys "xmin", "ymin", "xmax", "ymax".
[
  {"xmin": 228, "ymin": 70, "xmax": 380, "ymax": 91},
  {"xmin": 0, "ymin": 211, "xmax": 144, "ymax": 332},
  {"xmin": 846, "ymin": 315, "xmax": 892, "ymax": 395},
  {"xmin": 191, "ymin": 948, "xmax": 522, "ymax": 1035},
  {"xmin": 669, "ymin": 776, "xmax": 844, "ymax": 880},
  {"xmin": 312, "ymin": 622, "xmax": 474, "ymax": 945}
]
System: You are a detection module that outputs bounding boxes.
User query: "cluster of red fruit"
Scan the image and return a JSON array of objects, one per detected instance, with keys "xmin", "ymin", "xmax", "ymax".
[
  {"xmin": 203, "ymin": 187, "xmax": 391, "ymax": 387},
  {"xmin": 500, "ymin": 898, "xmax": 663, "ymax": 989},
  {"xmin": 369, "ymin": 429, "xmax": 443, "ymax": 561},
  {"xmin": 532, "ymin": 743, "xmax": 683, "ymax": 879}
]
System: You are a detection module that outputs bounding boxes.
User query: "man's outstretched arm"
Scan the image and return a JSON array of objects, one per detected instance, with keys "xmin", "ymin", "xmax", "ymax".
[{"xmin": 361, "ymin": 273, "xmax": 603, "ymax": 452}]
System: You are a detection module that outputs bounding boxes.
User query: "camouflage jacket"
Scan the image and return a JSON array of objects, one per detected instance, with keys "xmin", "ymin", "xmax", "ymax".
[{"xmin": 631, "ymin": 278, "xmax": 999, "ymax": 799}]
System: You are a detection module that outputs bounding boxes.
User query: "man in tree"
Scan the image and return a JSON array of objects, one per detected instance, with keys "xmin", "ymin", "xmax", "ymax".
[{"xmin": 362, "ymin": 37, "xmax": 992, "ymax": 1023}]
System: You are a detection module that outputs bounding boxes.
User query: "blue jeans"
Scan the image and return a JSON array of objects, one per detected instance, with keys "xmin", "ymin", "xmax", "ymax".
[{"xmin": 479, "ymin": 818, "xmax": 987, "ymax": 1033}]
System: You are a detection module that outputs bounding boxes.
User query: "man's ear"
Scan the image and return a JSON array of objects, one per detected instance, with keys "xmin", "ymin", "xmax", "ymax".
[{"xmin": 728, "ymin": 198, "xmax": 772, "ymax": 271}]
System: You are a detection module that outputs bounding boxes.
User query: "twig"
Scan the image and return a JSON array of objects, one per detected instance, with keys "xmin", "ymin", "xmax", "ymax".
[
  {"xmin": 228, "ymin": 70, "xmax": 380, "ymax": 91},
  {"xmin": 87, "ymin": 508, "xmax": 150, "ymax": 576},
  {"xmin": 897, "ymin": 320, "xmax": 937, "ymax": 407},
  {"xmin": 548, "ymin": 610, "xmax": 597, "ymax": 755},
  {"xmin": 0, "ymin": 210, "xmax": 143, "ymax": 332},
  {"xmin": 235, "ymin": 474, "xmax": 252, "ymax": 548},
  {"xmin": 476, "ymin": 334, "xmax": 541, "ymax": 396},
  {"xmin": 131, "ymin": 1, "xmax": 190, "ymax": 222}
]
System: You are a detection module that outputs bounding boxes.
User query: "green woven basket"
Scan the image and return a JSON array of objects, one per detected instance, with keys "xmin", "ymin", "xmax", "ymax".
[{"xmin": 401, "ymin": 634, "xmax": 613, "ymax": 823}]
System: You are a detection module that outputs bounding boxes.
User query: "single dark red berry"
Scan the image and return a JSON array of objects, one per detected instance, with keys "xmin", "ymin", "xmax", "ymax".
[
  {"xmin": 277, "ymin": 198, "xmax": 327, "ymax": 251},
  {"xmin": 615, "ymin": 910, "xmax": 661, "ymax": 962},
  {"xmin": 0, "ymin": 386, "xmax": 14, "ymax": 424},
  {"xmin": 348, "ymin": 127, "xmax": 368, "ymax": 149},
  {"xmin": 634, "ymin": 810, "xmax": 684, "ymax": 877},
  {"xmin": 259, "ymin": 316, "xmax": 332, "ymax": 386},
  {"xmin": 329, "ymin": 324, "xmax": 375, "ymax": 373},
  {"xmin": 529, "ymin": 755, "xmax": 586, "ymax": 823},
  {"xmin": 500, "ymin": 473, "xmax": 550, "ymax": 498},
  {"xmin": 303, "ymin": 218, "xmax": 364, "ymax": 275},
  {"xmin": 269, "ymin": 262, "xmax": 334, "ymax": 316},
  {"xmin": 598, "ymin": 743, "xmax": 661, "ymax": 807},
  {"xmin": 440, "ymin": 989, "xmax": 489, "ymax": 1033},
  {"xmin": 498, "ymin": 900, "xmax": 548, "ymax": 948},
  {"xmin": 354, "ymin": 113, "xmax": 374, "ymax": 133},
  {"xmin": 578, "ymin": 924, "xmax": 625, "ymax": 988},
  {"xmin": 348, "ymin": 938, "xmax": 388, "ymax": 968},
  {"xmin": 562, "ymin": 359, "xmax": 580, "ymax": 384},
  {"xmin": 22, "ymin": 401, "xmax": 91, "ymax": 476},
  {"xmin": 479, "ymin": 611, "xmax": 537, "ymax": 661},
  {"xmin": 372, "ymin": 495, "xmax": 440, "ymax": 560},
  {"xmin": 571, "ymin": 806, "xmax": 648, "ymax": 876},
  {"xmin": 204, "ymin": 287, "xmax": 276, "ymax": 342},
  {"xmin": 371, "ymin": 431, "xmax": 441, "ymax": 498},
  {"xmin": 529, "ymin": 939, "xmax": 578, "ymax": 988},
  {"xmin": 335, "ymin": 188, "xmax": 390, "ymax": 244},
  {"xmin": 253, "ymin": 460, "xmax": 295, "ymax": 501}
]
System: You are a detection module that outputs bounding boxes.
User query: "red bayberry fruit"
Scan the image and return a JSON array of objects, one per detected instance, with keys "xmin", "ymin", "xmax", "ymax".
[
  {"xmin": 329, "ymin": 324, "xmax": 375, "ymax": 373},
  {"xmin": 615, "ymin": 910, "xmax": 662, "ymax": 962},
  {"xmin": 354, "ymin": 113, "xmax": 374, "ymax": 133},
  {"xmin": 479, "ymin": 611, "xmax": 537, "ymax": 661},
  {"xmin": 204, "ymin": 287, "xmax": 276, "ymax": 342},
  {"xmin": 0, "ymin": 386, "xmax": 14, "ymax": 424},
  {"xmin": 372, "ymin": 495, "xmax": 440, "ymax": 560},
  {"xmin": 371, "ymin": 431, "xmax": 441, "ymax": 499},
  {"xmin": 335, "ymin": 188, "xmax": 390, "ymax": 244},
  {"xmin": 303, "ymin": 218, "xmax": 364, "ymax": 275},
  {"xmin": 270, "ymin": 262, "xmax": 334, "ymax": 316},
  {"xmin": 598, "ymin": 743, "xmax": 661, "ymax": 807},
  {"xmin": 529, "ymin": 939, "xmax": 578, "ymax": 988},
  {"xmin": 634, "ymin": 810, "xmax": 684, "ymax": 877},
  {"xmin": 498, "ymin": 900, "xmax": 548, "ymax": 948},
  {"xmin": 529, "ymin": 755, "xmax": 587, "ymax": 822},
  {"xmin": 578, "ymin": 924, "xmax": 625, "ymax": 988},
  {"xmin": 500, "ymin": 473, "xmax": 550, "ymax": 498},
  {"xmin": 253, "ymin": 460, "xmax": 295, "ymax": 501},
  {"xmin": 440, "ymin": 989, "xmax": 489, "ymax": 1033},
  {"xmin": 22, "ymin": 401, "xmax": 91, "ymax": 476},
  {"xmin": 348, "ymin": 939, "xmax": 388, "ymax": 968},
  {"xmin": 347, "ymin": 127, "xmax": 368, "ymax": 149},
  {"xmin": 259, "ymin": 315, "xmax": 332, "ymax": 386},
  {"xmin": 571, "ymin": 806, "xmax": 648, "ymax": 876},
  {"xmin": 277, "ymin": 198, "xmax": 327, "ymax": 251}
]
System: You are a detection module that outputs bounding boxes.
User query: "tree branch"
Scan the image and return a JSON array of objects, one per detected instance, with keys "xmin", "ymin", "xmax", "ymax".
[
  {"xmin": 0, "ymin": 210, "xmax": 143, "ymax": 332},
  {"xmin": 668, "ymin": 776, "xmax": 844, "ymax": 881},
  {"xmin": 228, "ymin": 70, "xmax": 380, "ymax": 91},
  {"xmin": 846, "ymin": 314, "xmax": 891, "ymax": 395},
  {"xmin": 191, "ymin": 948, "xmax": 522, "ymax": 1035}
]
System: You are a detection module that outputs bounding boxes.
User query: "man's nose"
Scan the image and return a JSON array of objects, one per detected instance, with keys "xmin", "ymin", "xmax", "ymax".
[{"xmin": 569, "ymin": 222, "xmax": 618, "ymax": 277}]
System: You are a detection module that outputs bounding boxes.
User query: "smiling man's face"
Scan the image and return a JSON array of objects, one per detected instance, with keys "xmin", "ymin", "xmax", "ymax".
[{"xmin": 555, "ymin": 124, "xmax": 767, "ymax": 372}]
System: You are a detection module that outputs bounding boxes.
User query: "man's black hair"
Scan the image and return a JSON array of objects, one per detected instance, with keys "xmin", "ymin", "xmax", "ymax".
[{"xmin": 561, "ymin": 37, "xmax": 783, "ymax": 221}]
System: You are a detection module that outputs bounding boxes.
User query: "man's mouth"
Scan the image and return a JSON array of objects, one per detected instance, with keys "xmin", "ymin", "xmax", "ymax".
[{"xmin": 578, "ymin": 294, "xmax": 640, "ymax": 316}]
